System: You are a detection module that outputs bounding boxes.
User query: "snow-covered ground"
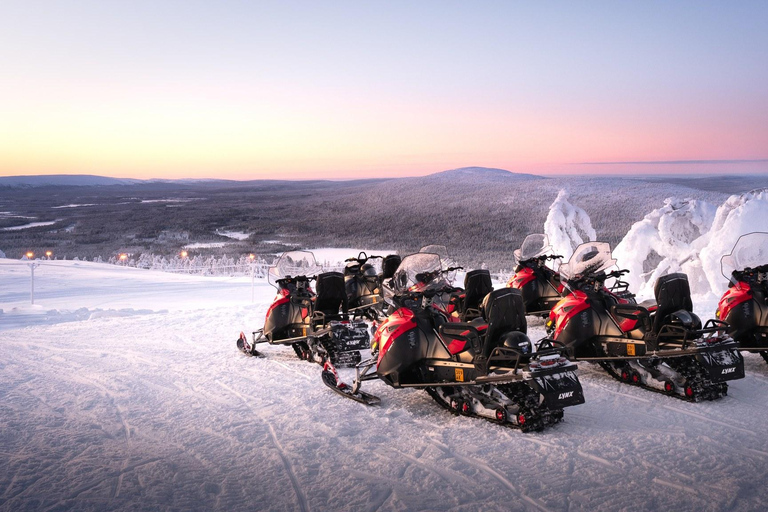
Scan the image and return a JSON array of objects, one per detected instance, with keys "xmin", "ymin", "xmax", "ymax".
[{"xmin": 2, "ymin": 259, "xmax": 768, "ymax": 511}]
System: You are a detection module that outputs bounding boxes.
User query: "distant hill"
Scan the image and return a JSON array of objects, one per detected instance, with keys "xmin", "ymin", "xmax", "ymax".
[
  {"xmin": 428, "ymin": 166, "xmax": 543, "ymax": 180},
  {"xmin": 0, "ymin": 175, "xmax": 142, "ymax": 187}
]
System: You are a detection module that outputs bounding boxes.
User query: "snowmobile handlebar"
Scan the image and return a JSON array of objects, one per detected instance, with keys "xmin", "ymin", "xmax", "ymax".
[
  {"xmin": 733, "ymin": 265, "xmax": 768, "ymax": 282},
  {"xmin": 275, "ymin": 274, "xmax": 318, "ymax": 286},
  {"xmin": 413, "ymin": 267, "xmax": 464, "ymax": 286},
  {"xmin": 566, "ymin": 269, "xmax": 630, "ymax": 293},
  {"xmin": 396, "ymin": 286, "xmax": 460, "ymax": 306},
  {"xmin": 345, "ymin": 252, "xmax": 383, "ymax": 264}
]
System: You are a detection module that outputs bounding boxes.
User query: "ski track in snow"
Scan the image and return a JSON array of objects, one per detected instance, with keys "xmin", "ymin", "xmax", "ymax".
[{"xmin": 1, "ymin": 261, "xmax": 768, "ymax": 511}]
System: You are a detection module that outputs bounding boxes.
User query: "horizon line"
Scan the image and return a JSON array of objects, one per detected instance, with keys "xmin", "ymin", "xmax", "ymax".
[{"xmin": 576, "ymin": 159, "xmax": 768, "ymax": 165}]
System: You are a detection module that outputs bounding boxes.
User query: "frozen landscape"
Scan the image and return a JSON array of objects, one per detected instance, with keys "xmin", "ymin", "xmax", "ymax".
[
  {"xmin": 2, "ymin": 236, "xmax": 768, "ymax": 511},
  {"xmin": 4, "ymin": 1, "xmax": 768, "ymax": 509}
]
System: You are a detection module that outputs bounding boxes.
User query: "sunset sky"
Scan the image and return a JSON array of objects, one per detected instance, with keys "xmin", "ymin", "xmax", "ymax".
[{"xmin": 1, "ymin": 1, "xmax": 767, "ymax": 179}]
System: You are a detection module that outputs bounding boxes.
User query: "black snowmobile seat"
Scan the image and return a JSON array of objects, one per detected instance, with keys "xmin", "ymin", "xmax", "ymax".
[
  {"xmin": 480, "ymin": 288, "xmax": 527, "ymax": 359},
  {"xmin": 652, "ymin": 273, "xmax": 696, "ymax": 334},
  {"xmin": 463, "ymin": 269, "xmax": 493, "ymax": 314},
  {"xmin": 314, "ymin": 272, "xmax": 348, "ymax": 318}
]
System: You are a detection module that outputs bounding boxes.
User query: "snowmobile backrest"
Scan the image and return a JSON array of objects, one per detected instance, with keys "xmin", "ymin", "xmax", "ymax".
[
  {"xmin": 480, "ymin": 288, "xmax": 527, "ymax": 357},
  {"xmin": 652, "ymin": 273, "xmax": 693, "ymax": 334},
  {"xmin": 381, "ymin": 254, "xmax": 402, "ymax": 280},
  {"xmin": 315, "ymin": 272, "xmax": 348, "ymax": 316},
  {"xmin": 463, "ymin": 269, "xmax": 493, "ymax": 313}
]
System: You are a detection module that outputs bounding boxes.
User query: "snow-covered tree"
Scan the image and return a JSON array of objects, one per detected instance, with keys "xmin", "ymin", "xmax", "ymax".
[
  {"xmin": 543, "ymin": 189, "xmax": 596, "ymax": 261},
  {"xmin": 614, "ymin": 198, "xmax": 715, "ymax": 297},
  {"xmin": 698, "ymin": 189, "xmax": 768, "ymax": 296},
  {"xmin": 612, "ymin": 189, "xmax": 768, "ymax": 299}
]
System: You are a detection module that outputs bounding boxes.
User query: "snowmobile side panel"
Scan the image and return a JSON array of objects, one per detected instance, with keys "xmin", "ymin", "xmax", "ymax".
[
  {"xmin": 717, "ymin": 282, "xmax": 752, "ymax": 324},
  {"xmin": 719, "ymin": 284, "xmax": 768, "ymax": 349},
  {"xmin": 509, "ymin": 267, "xmax": 536, "ymax": 289},
  {"xmin": 551, "ymin": 291, "xmax": 591, "ymax": 339},
  {"xmin": 264, "ymin": 296, "xmax": 311, "ymax": 342}
]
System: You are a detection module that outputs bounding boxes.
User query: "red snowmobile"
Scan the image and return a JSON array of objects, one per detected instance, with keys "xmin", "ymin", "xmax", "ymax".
[
  {"xmin": 717, "ymin": 232, "xmax": 768, "ymax": 364},
  {"xmin": 507, "ymin": 234, "xmax": 565, "ymax": 317},
  {"xmin": 322, "ymin": 252, "xmax": 585, "ymax": 432},
  {"xmin": 548, "ymin": 242, "xmax": 744, "ymax": 401},
  {"xmin": 237, "ymin": 251, "xmax": 369, "ymax": 367}
]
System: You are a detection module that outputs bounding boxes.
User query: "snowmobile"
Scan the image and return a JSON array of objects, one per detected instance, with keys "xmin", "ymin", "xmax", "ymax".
[
  {"xmin": 236, "ymin": 251, "xmax": 370, "ymax": 367},
  {"xmin": 548, "ymin": 242, "xmax": 744, "ymax": 401},
  {"xmin": 717, "ymin": 232, "xmax": 768, "ymax": 364},
  {"xmin": 507, "ymin": 234, "xmax": 565, "ymax": 317},
  {"xmin": 321, "ymin": 252, "xmax": 585, "ymax": 432},
  {"xmin": 343, "ymin": 251, "xmax": 401, "ymax": 318}
]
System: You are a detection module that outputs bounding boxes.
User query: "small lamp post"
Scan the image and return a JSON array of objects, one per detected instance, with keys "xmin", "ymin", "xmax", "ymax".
[
  {"xmin": 249, "ymin": 253, "xmax": 256, "ymax": 303},
  {"xmin": 25, "ymin": 252, "xmax": 39, "ymax": 305}
]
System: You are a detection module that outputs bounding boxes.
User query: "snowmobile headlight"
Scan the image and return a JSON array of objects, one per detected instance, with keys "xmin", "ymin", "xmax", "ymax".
[{"xmin": 715, "ymin": 309, "xmax": 720, "ymax": 318}]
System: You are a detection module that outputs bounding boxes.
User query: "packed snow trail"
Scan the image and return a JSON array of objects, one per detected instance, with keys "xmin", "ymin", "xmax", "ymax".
[{"xmin": 2, "ymin": 261, "xmax": 768, "ymax": 511}]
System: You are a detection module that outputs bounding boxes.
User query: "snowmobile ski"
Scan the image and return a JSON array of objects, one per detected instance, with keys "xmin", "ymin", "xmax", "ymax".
[
  {"xmin": 237, "ymin": 331, "xmax": 264, "ymax": 357},
  {"xmin": 321, "ymin": 363, "xmax": 381, "ymax": 406}
]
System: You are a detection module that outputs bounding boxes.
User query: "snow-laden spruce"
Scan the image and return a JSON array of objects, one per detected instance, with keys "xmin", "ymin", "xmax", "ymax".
[
  {"xmin": 614, "ymin": 189, "xmax": 768, "ymax": 299},
  {"xmin": 613, "ymin": 198, "xmax": 716, "ymax": 297},
  {"xmin": 543, "ymin": 189, "xmax": 596, "ymax": 261}
]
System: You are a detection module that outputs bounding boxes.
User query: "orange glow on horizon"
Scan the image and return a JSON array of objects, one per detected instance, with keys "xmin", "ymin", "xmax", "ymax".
[{"xmin": 1, "ymin": 89, "xmax": 765, "ymax": 179}]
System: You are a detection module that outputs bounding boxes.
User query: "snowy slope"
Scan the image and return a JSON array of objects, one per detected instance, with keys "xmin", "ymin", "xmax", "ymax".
[{"xmin": 2, "ymin": 260, "xmax": 768, "ymax": 511}]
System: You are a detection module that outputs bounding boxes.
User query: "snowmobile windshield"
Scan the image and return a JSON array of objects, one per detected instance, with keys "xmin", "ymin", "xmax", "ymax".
[
  {"xmin": 268, "ymin": 250, "xmax": 321, "ymax": 288},
  {"xmin": 391, "ymin": 253, "xmax": 445, "ymax": 294},
  {"xmin": 518, "ymin": 234, "xmax": 553, "ymax": 262},
  {"xmin": 721, "ymin": 232, "xmax": 768, "ymax": 281},
  {"xmin": 419, "ymin": 244, "xmax": 449, "ymax": 259},
  {"xmin": 559, "ymin": 242, "xmax": 616, "ymax": 280}
]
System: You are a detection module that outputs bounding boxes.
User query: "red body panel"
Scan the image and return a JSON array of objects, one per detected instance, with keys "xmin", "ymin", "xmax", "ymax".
[
  {"xmin": 508, "ymin": 267, "xmax": 536, "ymax": 289},
  {"xmin": 375, "ymin": 308, "xmax": 418, "ymax": 365},
  {"xmin": 550, "ymin": 290, "xmax": 591, "ymax": 338},
  {"xmin": 718, "ymin": 282, "xmax": 752, "ymax": 321},
  {"xmin": 447, "ymin": 339, "xmax": 467, "ymax": 354},
  {"xmin": 616, "ymin": 308, "xmax": 648, "ymax": 332},
  {"xmin": 265, "ymin": 289, "xmax": 290, "ymax": 322}
]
